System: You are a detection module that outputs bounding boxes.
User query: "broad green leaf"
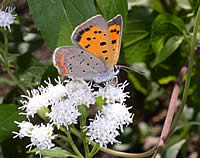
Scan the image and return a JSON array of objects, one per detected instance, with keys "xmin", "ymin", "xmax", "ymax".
[
  {"xmin": 28, "ymin": 0, "xmax": 97, "ymax": 50},
  {"xmin": 41, "ymin": 147, "xmax": 77, "ymax": 158},
  {"xmin": 123, "ymin": 7, "xmax": 154, "ymax": 47},
  {"xmin": 153, "ymin": 36, "xmax": 184, "ymax": 67},
  {"xmin": 164, "ymin": 139, "xmax": 186, "ymax": 158},
  {"xmin": 96, "ymin": 0, "xmax": 128, "ymax": 30},
  {"xmin": 120, "ymin": 38, "xmax": 153, "ymax": 64},
  {"xmin": 151, "ymin": 14, "xmax": 186, "ymax": 55},
  {"xmin": 0, "ymin": 104, "xmax": 26, "ymax": 142},
  {"xmin": 16, "ymin": 53, "xmax": 46, "ymax": 87}
]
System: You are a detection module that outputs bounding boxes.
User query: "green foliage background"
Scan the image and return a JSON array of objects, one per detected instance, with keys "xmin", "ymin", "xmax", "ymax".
[{"xmin": 0, "ymin": 0, "xmax": 200, "ymax": 157}]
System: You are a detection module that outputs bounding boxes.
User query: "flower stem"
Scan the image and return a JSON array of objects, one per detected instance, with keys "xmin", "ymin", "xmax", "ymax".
[
  {"xmin": 89, "ymin": 144, "xmax": 100, "ymax": 158},
  {"xmin": 66, "ymin": 130, "xmax": 84, "ymax": 158},
  {"xmin": 79, "ymin": 109, "xmax": 90, "ymax": 158},
  {"xmin": 59, "ymin": 127, "xmax": 83, "ymax": 158},
  {"xmin": 169, "ymin": 6, "xmax": 200, "ymax": 138},
  {"xmin": 70, "ymin": 126, "xmax": 157, "ymax": 157},
  {"xmin": 1, "ymin": 31, "xmax": 27, "ymax": 94}
]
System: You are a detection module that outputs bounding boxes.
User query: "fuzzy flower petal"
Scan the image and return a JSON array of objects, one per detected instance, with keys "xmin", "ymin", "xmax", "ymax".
[
  {"xmin": 46, "ymin": 99, "xmax": 81, "ymax": 129},
  {"xmin": 0, "ymin": 6, "xmax": 17, "ymax": 32},
  {"xmin": 19, "ymin": 77, "xmax": 66, "ymax": 118},
  {"xmin": 95, "ymin": 80, "xmax": 129, "ymax": 104},
  {"xmin": 13, "ymin": 121, "xmax": 34, "ymax": 138},
  {"xmin": 26, "ymin": 123, "xmax": 55, "ymax": 153},
  {"xmin": 102, "ymin": 103, "xmax": 134, "ymax": 132},
  {"xmin": 85, "ymin": 114, "xmax": 120, "ymax": 148},
  {"xmin": 65, "ymin": 80, "xmax": 96, "ymax": 106},
  {"xmin": 13, "ymin": 122, "xmax": 55, "ymax": 158}
]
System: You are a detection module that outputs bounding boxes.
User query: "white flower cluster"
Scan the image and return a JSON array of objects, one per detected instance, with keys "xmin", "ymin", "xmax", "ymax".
[
  {"xmin": 0, "ymin": 6, "xmax": 16, "ymax": 32},
  {"xmin": 86, "ymin": 81, "xmax": 133, "ymax": 148},
  {"xmin": 15, "ymin": 77, "xmax": 134, "ymax": 155},
  {"xmin": 13, "ymin": 121, "xmax": 55, "ymax": 158}
]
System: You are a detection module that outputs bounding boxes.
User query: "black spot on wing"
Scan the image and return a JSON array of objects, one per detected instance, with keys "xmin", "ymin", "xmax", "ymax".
[
  {"xmin": 112, "ymin": 40, "xmax": 116, "ymax": 44},
  {"xmin": 100, "ymin": 41, "xmax": 106, "ymax": 46},
  {"xmin": 102, "ymin": 50, "xmax": 107, "ymax": 53},
  {"xmin": 85, "ymin": 44, "xmax": 90, "ymax": 48}
]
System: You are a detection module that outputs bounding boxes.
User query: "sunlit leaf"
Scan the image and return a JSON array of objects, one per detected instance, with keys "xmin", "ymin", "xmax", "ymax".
[{"xmin": 28, "ymin": 0, "xmax": 97, "ymax": 50}]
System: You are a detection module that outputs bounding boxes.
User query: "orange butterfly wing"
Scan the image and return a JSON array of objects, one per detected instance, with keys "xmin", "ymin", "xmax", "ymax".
[
  {"xmin": 71, "ymin": 15, "xmax": 114, "ymax": 69},
  {"xmin": 107, "ymin": 15, "xmax": 123, "ymax": 65}
]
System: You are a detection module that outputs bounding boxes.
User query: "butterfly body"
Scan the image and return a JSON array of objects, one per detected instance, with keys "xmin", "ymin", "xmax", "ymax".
[{"xmin": 53, "ymin": 14, "xmax": 122, "ymax": 83}]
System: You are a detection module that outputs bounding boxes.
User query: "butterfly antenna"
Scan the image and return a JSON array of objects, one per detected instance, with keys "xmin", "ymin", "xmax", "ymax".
[{"xmin": 117, "ymin": 65, "xmax": 144, "ymax": 75}]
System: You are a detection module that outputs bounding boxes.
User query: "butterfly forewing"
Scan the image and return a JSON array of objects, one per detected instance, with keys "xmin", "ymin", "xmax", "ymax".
[
  {"xmin": 71, "ymin": 15, "xmax": 114, "ymax": 69},
  {"xmin": 107, "ymin": 15, "xmax": 123, "ymax": 65}
]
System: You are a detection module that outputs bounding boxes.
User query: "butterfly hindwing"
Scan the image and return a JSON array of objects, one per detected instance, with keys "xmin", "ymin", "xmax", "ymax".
[
  {"xmin": 107, "ymin": 15, "xmax": 123, "ymax": 65},
  {"xmin": 53, "ymin": 46, "xmax": 106, "ymax": 80},
  {"xmin": 71, "ymin": 15, "xmax": 114, "ymax": 69}
]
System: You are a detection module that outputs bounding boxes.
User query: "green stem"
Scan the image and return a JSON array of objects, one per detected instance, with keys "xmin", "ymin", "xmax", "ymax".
[
  {"xmin": 66, "ymin": 130, "xmax": 84, "ymax": 158},
  {"xmin": 70, "ymin": 127, "xmax": 157, "ymax": 158},
  {"xmin": 60, "ymin": 127, "xmax": 83, "ymax": 158},
  {"xmin": 1, "ymin": 31, "xmax": 27, "ymax": 94},
  {"xmin": 168, "ymin": 6, "xmax": 200, "ymax": 138},
  {"xmin": 80, "ymin": 111, "xmax": 90, "ymax": 157},
  {"xmin": 89, "ymin": 144, "xmax": 100, "ymax": 158}
]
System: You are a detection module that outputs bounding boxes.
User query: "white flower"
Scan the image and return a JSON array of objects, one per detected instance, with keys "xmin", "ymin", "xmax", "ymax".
[
  {"xmin": 65, "ymin": 80, "xmax": 96, "ymax": 106},
  {"xmin": 13, "ymin": 121, "xmax": 34, "ymax": 138},
  {"xmin": 20, "ymin": 89, "xmax": 50, "ymax": 118},
  {"xmin": 0, "ymin": 6, "xmax": 17, "ymax": 32},
  {"xmin": 95, "ymin": 80, "xmax": 129, "ymax": 104},
  {"xmin": 19, "ymin": 77, "xmax": 66, "ymax": 118},
  {"xmin": 85, "ymin": 114, "xmax": 120, "ymax": 148},
  {"xmin": 102, "ymin": 103, "xmax": 134, "ymax": 132},
  {"xmin": 13, "ymin": 122, "xmax": 55, "ymax": 158},
  {"xmin": 46, "ymin": 99, "xmax": 81, "ymax": 129},
  {"xmin": 42, "ymin": 77, "xmax": 67, "ymax": 105},
  {"xmin": 26, "ymin": 123, "xmax": 55, "ymax": 153}
]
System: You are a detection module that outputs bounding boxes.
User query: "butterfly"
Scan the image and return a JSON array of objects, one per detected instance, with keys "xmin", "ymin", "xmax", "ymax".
[{"xmin": 53, "ymin": 14, "xmax": 123, "ymax": 83}]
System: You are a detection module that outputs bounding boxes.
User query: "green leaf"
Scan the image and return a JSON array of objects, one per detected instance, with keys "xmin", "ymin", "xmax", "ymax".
[
  {"xmin": 78, "ymin": 105, "xmax": 89, "ymax": 127},
  {"xmin": 123, "ymin": 7, "xmax": 154, "ymax": 47},
  {"xmin": 174, "ymin": 121, "xmax": 200, "ymax": 133},
  {"xmin": 158, "ymin": 76, "xmax": 176, "ymax": 84},
  {"xmin": 41, "ymin": 64, "xmax": 59, "ymax": 83},
  {"xmin": 151, "ymin": 14, "xmax": 186, "ymax": 55},
  {"xmin": 41, "ymin": 147, "xmax": 77, "ymax": 158},
  {"xmin": 128, "ymin": 73, "xmax": 147, "ymax": 95},
  {"xmin": 96, "ymin": 0, "xmax": 128, "ymax": 30},
  {"xmin": 120, "ymin": 38, "xmax": 153, "ymax": 64},
  {"xmin": 153, "ymin": 36, "xmax": 184, "ymax": 67},
  {"xmin": 0, "ymin": 104, "xmax": 26, "ymax": 142},
  {"xmin": 27, "ymin": 0, "xmax": 97, "ymax": 50},
  {"xmin": 164, "ymin": 139, "xmax": 186, "ymax": 158},
  {"xmin": 16, "ymin": 53, "xmax": 46, "ymax": 87}
]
